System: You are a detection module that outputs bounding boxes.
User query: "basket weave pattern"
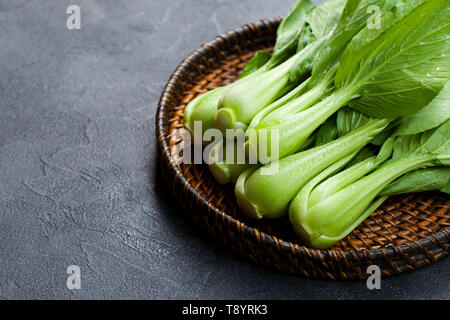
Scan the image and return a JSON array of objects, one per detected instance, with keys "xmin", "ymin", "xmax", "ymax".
[{"xmin": 156, "ymin": 19, "xmax": 450, "ymax": 279}]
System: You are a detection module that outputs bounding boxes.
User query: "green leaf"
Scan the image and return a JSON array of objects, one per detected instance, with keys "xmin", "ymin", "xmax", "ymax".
[
  {"xmin": 346, "ymin": 145, "xmax": 378, "ymax": 168},
  {"xmin": 393, "ymin": 120, "xmax": 450, "ymax": 159},
  {"xmin": 236, "ymin": 119, "xmax": 388, "ymax": 219},
  {"xmin": 392, "ymin": 130, "xmax": 434, "ymax": 159},
  {"xmin": 371, "ymin": 125, "xmax": 396, "ymax": 146},
  {"xmin": 239, "ymin": 50, "xmax": 272, "ymax": 79},
  {"xmin": 380, "ymin": 168, "xmax": 450, "ymax": 196},
  {"xmin": 395, "ymin": 81, "xmax": 450, "ymax": 136},
  {"xmin": 336, "ymin": 108, "xmax": 374, "ymax": 137},
  {"xmin": 337, "ymin": 0, "xmax": 450, "ymax": 118},
  {"xmin": 333, "ymin": 0, "xmax": 398, "ymax": 35},
  {"xmin": 310, "ymin": 0, "xmax": 398, "ymax": 85},
  {"xmin": 289, "ymin": 37, "xmax": 327, "ymax": 83},
  {"xmin": 296, "ymin": 25, "xmax": 316, "ymax": 53},
  {"xmin": 269, "ymin": 0, "xmax": 316, "ymax": 68},
  {"xmin": 420, "ymin": 120, "xmax": 450, "ymax": 156},
  {"xmin": 315, "ymin": 114, "xmax": 338, "ymax": 146},
  {"xmin": 307, "ymin": 0, "xmax": 347, "ymax": 40},
  {"xmin": 289, "ymin": 0, "xmax": 347, "ymax": 82}
]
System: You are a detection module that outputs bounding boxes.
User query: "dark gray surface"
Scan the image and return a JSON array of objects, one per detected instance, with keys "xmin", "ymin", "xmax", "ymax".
[{"xmin": 0, "ymin": 0, "xmax": 448, "ymax": 300}]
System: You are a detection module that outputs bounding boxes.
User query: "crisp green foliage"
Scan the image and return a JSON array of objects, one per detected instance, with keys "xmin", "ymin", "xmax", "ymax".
[
  {"xmin": 246, "ymin": 0, "xmax": 450, "ymax": 164},
  {"xmin": 236, "ymin": 119, "xmax": 388, "ymax": 219},
  {"xmin": 336, "ymin": 108, "xmax": 374, "ymax": 137},
  {"xmin": 337, "ymin": 0, "xmax": 450, "ymax": 118},
  {"xmin": 289, "ymin": 119, "xmax": 450, "ymax": 249},
  {"xmin": 310, "ymin": 0, "xmax": 398, "ymax": 85},
  {"xmin": 393, "ymin": 120, "xmax": 450, "ymax": 161},
  {"xmin": 315, "ymin": 115, "xmax": 337, "ymax": 146},
  {"xmin": 307, "ymin": 0, "xmax": 347, "ymax": 40},
  {"xmin": 289, "ymin": 0, "xmax": 347, "ymax": 82},
  {"xmin": 185, "ymin": 0, "xmax": 317, "ymax": 136},
  {"xmin": 216, "ymin": 0, "xmax": 350, "ymax": 131},
  {"xmin": 441, "ymin": 180, "xmax": 450, "ymax": 194},
  {"xmin": 346, "ymin": 145, "xmax": 377, "ymax": 167},
  {"xmin": 395, "ymin": 82, "xmax": 450, "ymax": 136},
  {"xmin": 380, "ymin": 168, "xmax": 450, "ymax": 195},
  {"xmin": 268, "ymin": 0, "xmax": 316, "ymax": 68},
  {"xmin": 239, "ymin": 50, "xmax": 272, "ymax": 80},
  {"xmin": 183, "ymin": 0, "xmax": 450, "ymax": 249},
  {"xmin": 184, "ymin": 86, "xmax": 228, "ymax": 135}
]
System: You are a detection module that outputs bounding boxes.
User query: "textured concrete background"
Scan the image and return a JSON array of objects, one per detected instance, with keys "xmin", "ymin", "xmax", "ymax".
[{"xmin": 0, "ymin": 0, "xmax": 448, "ymax": 299}]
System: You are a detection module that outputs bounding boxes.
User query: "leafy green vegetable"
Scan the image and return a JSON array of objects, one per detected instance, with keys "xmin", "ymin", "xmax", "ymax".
[
  {"xmin": 309, "ymin": 0, "xmax": 398, "ymax": 86},
  {"xmin": 209, "ymin": 79, "xmax": 313, "ymax": 185},
  {"xmin": 184, "ymin": 0, "xmax": 317, "ymax": 138},
  {"xmin": 183, "ymin": 0, "xmax": 450, "ymax": 250},
  {"xmin": 184, "ymin": 86, "xmax": 228, "ymax": 135},
  {"xmin": 336, "ymin": 107, "xmax": 374, "ymax": 137},
  {"xmin": 247, "ymin": 0, "xmax": 449, "ymax": 161},
  {"xmin": 235, "ymin": 119, "xmax": 388, "ymax": 219},
  {"xmin": 395, "ymin": 82, "xmax": 450, "ymax": 136},
  {"xmin": 307, "ymin": 0, "xmax": 348, "ymax": 40},
  {"xmin": 289, "ymin": 120, "xmax": 450, "ymax": 249},
  {"xmin": 184, "ymin": 65, "xmax": 267, "ymax": 139},
  {"xmin": 206, "ymin": 0, "xmax": 350, "ymax": 183},
  {"xmin": 215, "ymin": 40, "xmax": 321, "ymax": 132},
  {"xmin": 208, "ymin": 139, "xmax": 252, "ymax": 185},
  {"xmin": 339, "ymin": 0, "xmax": 450, "ymax": 118},
  {"xmin": 214, "ymin": 0, "xmax": 349, "ymax": 132},
  {"xmin": 288, "ymin": 85, "xmax": 450, "ymax": 246},
  {"xmin": 209, "ymin": 84, "xmax": 315, "ymax": 185},
  {"xmin": 289, "ymin": 0, "xmax": 348, "ymax": 83},
  {"xmin": 380, "ymin": 167, "xmax": 450, "ymax": 196},
  {"xmin": 247, "ymin": 78, "xmax": 311, "ymax": 130},
  {"xmin": 346, "ymin": 145, "xmax": 378, "ymax": 167},
  {"xmin": 441, "ymin": 179, "xmax": 450, "ymax": 194},
  {"xmin": 267, "ymin": 0, "xmax": 317, "ymax": 69},
  {"xmin": 315, "ymin": 115, "xmax": 337, "ymax": 146},
  {"xmin": 238, "ymin": 50, "xmax": 272, "ymax": 79}
]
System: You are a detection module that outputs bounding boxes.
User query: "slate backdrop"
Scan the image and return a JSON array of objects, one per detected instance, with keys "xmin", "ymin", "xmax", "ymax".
[{"xmin": 0, "ymin": 0, "xmax": 448, "ymax": 299}]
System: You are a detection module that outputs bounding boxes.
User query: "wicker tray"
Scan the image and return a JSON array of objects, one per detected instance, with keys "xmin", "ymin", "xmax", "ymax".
[{"xmin": 156, "ymin": 18, "xmax": 450, "ymax": 280}]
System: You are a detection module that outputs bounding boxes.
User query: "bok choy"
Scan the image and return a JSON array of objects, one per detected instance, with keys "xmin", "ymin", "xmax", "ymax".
[
  {"xmin": 289, "ymin": 120, "xmax": 450, "ymax": 249},
  {"xmin": 182, "ymin": 0, "xmax": 450, "ymax": 250},
  {"xmin": 246, "ymin": 0, "xmax": 449, "ymax": 161},
  {"xmin": 184, "ymin": 0, "xmax": 316, "ymax": 139},
  {"xmin": 289, "ymin": 83, "xmax": 450, "ymax": 249}
]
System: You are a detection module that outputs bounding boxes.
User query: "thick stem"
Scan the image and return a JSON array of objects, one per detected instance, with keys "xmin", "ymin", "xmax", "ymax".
[
  {"xmin": 247, "ymin": 88, "xmax": 356, "ymax": 161},
  {"xmin": 263, "ymin": 64, "xmax": 337, "ymax": 122},
  {"xmin": 236, "ymin": 118, "xmax": 389, "ymax": 219},
  {"xmin": 184, "ymin": 65, "xmax": 268, "ymax": 134},
  {"xmin": 304, "ymin": 155, "xmax": 440, "ymax": 242},
  {"xmin": 215, "ymin": 43, "xmax": 318, "ymax": 132},
  {"xmin": 248, "ymin": 78, "xmax": 310, "ymax": 130},
  {"xmin": 308, "ymin": 156, "xmax": 379, "ymax": 208}
]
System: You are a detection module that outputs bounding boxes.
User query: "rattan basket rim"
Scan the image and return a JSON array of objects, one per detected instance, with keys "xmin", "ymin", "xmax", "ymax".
[{"xmin": 156, "ymin": 18, "xmax": 450, "ymax": 265}]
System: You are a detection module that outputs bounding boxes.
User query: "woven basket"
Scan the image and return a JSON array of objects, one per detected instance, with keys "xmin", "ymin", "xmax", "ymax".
[{"xmin": 156, "ymin": 18, "xmax": 450, "ymax": 280}]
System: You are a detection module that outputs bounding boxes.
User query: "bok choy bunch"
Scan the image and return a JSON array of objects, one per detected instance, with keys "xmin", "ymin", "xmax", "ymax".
[
  {"xmin": 289, "ymin": 83, "xmax": 450, "ymax": 249},
  {"xmin": 215, "ymin": 0, "xmax": 391, "ymax": 132},
  {"xmin": 182, "ymin": 0, "xmax": 450, "ymax": 249},
  {"xmin": 246, "ymin": 0, "xmax": 449, "ymax": 161},
  {"xmin": 289, "ymin": 120, "xmax": 450, "ymax": 249},
  {"xmin": 208, "ymin": 0, "xmax": 349, "ymax": 184},
  {"xmin": 235, "ymin": 0, "xmax": 449, "ymax": 219},
  {"xmin": 183, "ymin": 0, "xmax": 317, "ymax": 139}
]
